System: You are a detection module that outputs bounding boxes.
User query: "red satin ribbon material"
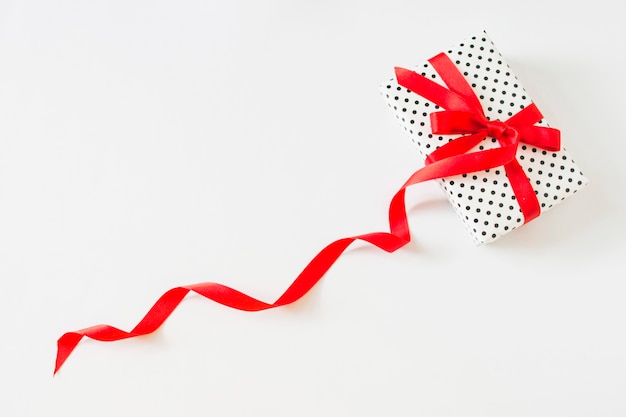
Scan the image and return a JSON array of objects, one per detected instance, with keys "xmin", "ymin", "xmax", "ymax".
[{"xmin": 54, "ymin": 53, "xmax": 560, "ymax": 375}]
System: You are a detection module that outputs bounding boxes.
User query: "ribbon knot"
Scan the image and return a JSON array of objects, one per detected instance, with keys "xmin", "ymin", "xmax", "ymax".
[{"xmin": 486, "ymin": 120, "xmax": 510, "ymax": 141}]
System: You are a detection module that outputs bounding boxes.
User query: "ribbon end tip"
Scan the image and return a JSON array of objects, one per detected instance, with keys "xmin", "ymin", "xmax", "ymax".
[
  {"xmin": 394, "ymin": 66, "xmax": 408, "ymax": 77},
  {"xmin": 53, "ymin": 356, "xmax": 66, "ymax": 377}
]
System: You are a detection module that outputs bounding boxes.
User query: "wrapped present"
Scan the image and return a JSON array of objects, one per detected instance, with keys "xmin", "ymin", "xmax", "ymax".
[{"xmin": 381, "ymin": 31, "xmax": 588, "ymax": 244}]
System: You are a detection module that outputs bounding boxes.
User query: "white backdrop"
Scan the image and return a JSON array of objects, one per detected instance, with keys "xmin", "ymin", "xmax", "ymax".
[{"xmin": 1, "ymin": 1, "xmax": 625, "ymax": 416}]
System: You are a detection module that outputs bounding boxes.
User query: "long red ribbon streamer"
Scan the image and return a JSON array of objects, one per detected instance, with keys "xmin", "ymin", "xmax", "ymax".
[{"xmin": 54, "ymin": 53, "xmax": 560, "ymax": 375}]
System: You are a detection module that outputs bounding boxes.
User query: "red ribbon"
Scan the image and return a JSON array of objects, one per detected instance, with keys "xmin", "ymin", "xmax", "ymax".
[{"xmin": 54, "ymin": 53, "xmax": 560, "ymax": 375}]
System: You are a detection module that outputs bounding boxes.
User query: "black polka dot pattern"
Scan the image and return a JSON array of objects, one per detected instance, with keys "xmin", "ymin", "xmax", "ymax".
[{"xmin": 381, "ymin": 31, "xmax": 588, "ymax": 244}]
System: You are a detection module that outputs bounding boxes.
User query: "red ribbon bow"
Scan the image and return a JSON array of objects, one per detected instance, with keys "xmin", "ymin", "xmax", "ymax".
[
  {"xmin": 394, "ymin": 53, "xmax": 561, "ymax": 222},
  {"xmin": 54, "ymin": 52, "xmax": 561, "ymax": 375}
]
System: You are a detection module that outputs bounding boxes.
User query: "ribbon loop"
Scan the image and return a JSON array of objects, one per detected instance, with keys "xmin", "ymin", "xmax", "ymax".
[{"xmin": 430, "ymin": 111, "xmax": 486, "ymax": 135}]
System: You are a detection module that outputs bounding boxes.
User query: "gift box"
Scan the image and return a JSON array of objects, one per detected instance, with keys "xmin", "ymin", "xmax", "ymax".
[{"xmin": 381, "ymin": 31, "xmax": 588, "ymax": 244}]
